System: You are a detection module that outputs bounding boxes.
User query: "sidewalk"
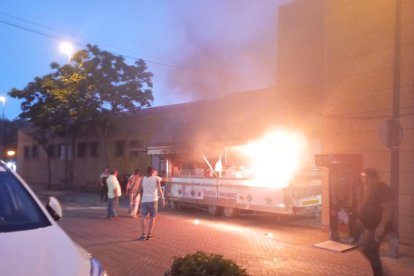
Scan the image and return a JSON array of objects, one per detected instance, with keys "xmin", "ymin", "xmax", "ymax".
[{"xmin": 33, "ymin": 186, "xmax": 414, "ymax": 276}]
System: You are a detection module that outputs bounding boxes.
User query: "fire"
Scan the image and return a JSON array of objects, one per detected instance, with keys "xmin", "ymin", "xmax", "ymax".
[{"xmin": 239, "ymin": 130, "xmax": 305, "ymax": 188}]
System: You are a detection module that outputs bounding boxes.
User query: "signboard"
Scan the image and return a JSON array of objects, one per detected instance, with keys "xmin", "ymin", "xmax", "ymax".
[{"xmin": 380, "ymin": 119, "xmax": 403, "ymax": 148}]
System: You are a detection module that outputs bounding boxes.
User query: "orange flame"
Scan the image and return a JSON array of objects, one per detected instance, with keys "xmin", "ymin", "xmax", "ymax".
[{"xmin": 238, "ymin": 129, "xmax": 305, "ymax": 188}]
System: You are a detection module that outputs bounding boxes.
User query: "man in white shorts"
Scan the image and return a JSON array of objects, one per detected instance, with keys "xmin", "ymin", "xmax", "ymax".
[{"xmin": 138, "ymin": 166, "xmax": 165, "ymax": 240}]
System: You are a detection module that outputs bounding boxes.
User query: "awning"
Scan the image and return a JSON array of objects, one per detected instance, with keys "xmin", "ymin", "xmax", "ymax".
[{"xmin": 147, "ymin": 146, "xmax": 184, "ymax": 155}]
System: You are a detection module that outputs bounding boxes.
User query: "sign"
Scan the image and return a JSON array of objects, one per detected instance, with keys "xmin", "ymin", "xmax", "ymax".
[{"xmin": 380, "ymin": 119, "xmax": 403, "ymax": 148}]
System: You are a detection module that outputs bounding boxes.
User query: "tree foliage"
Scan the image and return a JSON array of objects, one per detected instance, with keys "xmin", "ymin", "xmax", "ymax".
[
  {"xmin": 8, "ymin": 44, "xmax": 154, "ymax": 184},
  {"xmin": 10, "ymin": 44, "xmax": 153, "ymax": 132},
  {"xmin": 0, "ymin": 118, "xmax": 28, "ymax": 158}
]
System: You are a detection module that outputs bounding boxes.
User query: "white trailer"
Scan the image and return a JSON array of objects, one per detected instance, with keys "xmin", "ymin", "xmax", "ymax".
[
  {"xmin": 165, "ymin": 168, "xmax": 321, "ymax": 217},
  {"xmin": 159, "ymin": 130, "xmax": 322, "ymax": 217}
]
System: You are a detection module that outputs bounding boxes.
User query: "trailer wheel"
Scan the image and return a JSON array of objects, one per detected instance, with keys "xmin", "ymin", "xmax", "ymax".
[
  {"xmin": 207, "ymin": 205, "xmax": 220, "ymax": 216},
  {"xmin": 170, "ymin": 201, "xmax": 181, "ymax": 211},
  {"xmin": 223, "ymin": 207, "xmax": 237, "ymax": 218}
]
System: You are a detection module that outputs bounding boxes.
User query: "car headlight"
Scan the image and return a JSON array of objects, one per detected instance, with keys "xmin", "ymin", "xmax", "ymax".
[{"xmin": 90, "ymin": 257, "xmax": 106, "ymax": 276}]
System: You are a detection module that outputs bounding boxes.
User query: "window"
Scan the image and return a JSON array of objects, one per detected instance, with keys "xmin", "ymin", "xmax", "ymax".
[
  {"xmin": 23, "ymin": 146, "xmax": 29, "ymax": 159},
  {"xmin": 47, "ymin": 144, "xmax": 55, "ymax": 158},
  {"xmin": 58, "ymin": 144, "xmax": 72, "ymax": 160},
  {"xmin": 57, "ymin": 144, "xmax": 62, "ymax": 159},
  {"xmin": 90, "ymin": 142, "xmax": 98, "ymax": 158},
  {"xmin": 77, "ymin": 143, "xmax": 87, "ymax": 158},
  {"xmin": 31, "ymin": 146, "xmax": 38, "ymax": 159},
  {"xmin": 115, "ymin": 141, "xmax": 125, "ymax": 157}
]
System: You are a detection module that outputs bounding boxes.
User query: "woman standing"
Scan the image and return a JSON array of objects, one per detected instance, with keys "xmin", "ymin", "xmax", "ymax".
[{"xmin": 126, "ymin": 169, "xmax": 142, "ymax": 218}]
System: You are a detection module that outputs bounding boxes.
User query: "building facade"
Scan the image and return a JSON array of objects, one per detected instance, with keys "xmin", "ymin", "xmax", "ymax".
[
  {"xmin": 277, "ymin": 0, "xmax": 414, "ymax": 244},
  {"xmin": 16, "ymin": 88, "xmax": 281, "ymax": 189}
]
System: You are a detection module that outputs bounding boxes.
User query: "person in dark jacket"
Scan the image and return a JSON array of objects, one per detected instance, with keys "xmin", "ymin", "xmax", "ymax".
[
  {"xmin": 99, "ymin": 167, "xmax": 110, "ymax": 202},
  {"xmin": 358, "ymin": 168, "xmax": 393, "ymax": 276}
]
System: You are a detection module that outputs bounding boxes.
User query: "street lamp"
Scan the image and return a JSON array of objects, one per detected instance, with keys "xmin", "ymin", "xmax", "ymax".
[
  {"xmin": 59, "ymin": 41, "xmax": 74, "ymax": 63},
  {"xmin": 6, "ymin": 150, "xmax": 16, "ymax": 157},
  {"xmin": 59, "ymin": 42, "xmax": 74, "ymax": 188},
  {"xmin": 389, "ymin": 0, "xmax": 402, "ymax": 259},
  {"xmin": 6, "ymin": 149, "xmax": 16, "ymax": 171},
  {"xmin": 0, "ymin": 96, "xmax": 5, "ymax": 159}
]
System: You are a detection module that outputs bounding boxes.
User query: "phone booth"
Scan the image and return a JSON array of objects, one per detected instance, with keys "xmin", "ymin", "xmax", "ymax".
[{"xmin": 315, "ymin": 154, "xmax": 363, "ymax": 244}]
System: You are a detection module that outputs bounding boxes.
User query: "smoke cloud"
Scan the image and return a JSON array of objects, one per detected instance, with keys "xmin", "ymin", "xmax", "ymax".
[{"xmin": 154, "ymin": 0, "xmax": 292, "ymax": 104}]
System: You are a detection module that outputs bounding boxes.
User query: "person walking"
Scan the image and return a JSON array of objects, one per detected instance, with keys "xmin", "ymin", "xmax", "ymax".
[
  {"xmin": 126, "ymin": 169, "xmax": 142, "ymax": 218},
  {"xmin": 358, "ymin": 168, "xmax": 393, "ymax": 276},
  {"xmin": 138, "ymin": 166, "xmax": 165, "ymax": 241},
  {"xmin": 106, "ymin": 169, "xmax": 122, "ymax": 219},
  {"xmin": 99, "ymin": 167, "xmax": 110, "ymax": 202}
]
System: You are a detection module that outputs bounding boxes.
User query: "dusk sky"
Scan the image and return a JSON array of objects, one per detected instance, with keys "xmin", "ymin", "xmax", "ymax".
[{"xmin": 0, "ymin": 0, "xmax": 291, "ymax": 120}]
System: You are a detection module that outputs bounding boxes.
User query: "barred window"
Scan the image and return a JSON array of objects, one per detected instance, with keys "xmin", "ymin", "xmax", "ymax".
[
  {"xmin": 23, "ymin": 146, "xmax": 30, "ymax": 158},
  {"xmin": 31, "ymin": 145, "xmax": 38, "ymax": 158},
  {"xmin": 47, "ymin": 144, "xmax": 55, "ymax": 158},
  {"xmin": 77, "ymin": 142, "xmax": 87, "ymax": 158}
]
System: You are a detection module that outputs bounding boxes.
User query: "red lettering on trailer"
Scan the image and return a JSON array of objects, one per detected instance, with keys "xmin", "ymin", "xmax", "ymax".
[
  {"xmin": 204, "ymin": 190, "xmax": 217, "ymax": 197},
  {"xmin": 219, "ymin": 192, "xmax": 237, "ymax": 199}
]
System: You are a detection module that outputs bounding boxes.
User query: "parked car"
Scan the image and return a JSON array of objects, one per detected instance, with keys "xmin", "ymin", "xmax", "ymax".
[{"xmin": 0, "ymin": 161, "xmax": 106, "ymax": 276}]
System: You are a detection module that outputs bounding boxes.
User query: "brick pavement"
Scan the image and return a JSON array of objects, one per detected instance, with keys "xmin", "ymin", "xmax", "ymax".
[{"xmin": 36, "ymin": 188, "xmax": 414, "ymax": 276}]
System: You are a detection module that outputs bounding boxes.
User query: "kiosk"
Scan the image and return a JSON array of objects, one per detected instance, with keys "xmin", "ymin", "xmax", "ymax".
[{"xmin": 315, "ymin": 154, "xmax": 363, "ymax": 244}]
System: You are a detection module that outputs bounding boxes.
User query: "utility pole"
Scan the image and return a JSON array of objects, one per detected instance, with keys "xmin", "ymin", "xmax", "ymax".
[
  {"xmin": 389, "ymin": 0, "xmax": 402, "ymax": 259},
  {"xmin": 0, "ymin": 96, "xmax": 6, "ymax": 160}
]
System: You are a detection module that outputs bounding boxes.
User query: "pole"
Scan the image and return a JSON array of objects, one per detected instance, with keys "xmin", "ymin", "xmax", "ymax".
[
  {"xmin": 389, "ymin": 0, "xmax": 401, "ymax": 259},
  {"xmin": 65, "ymin": 120, "xmax": 69, "ymax": 188},
  {"xmin": 0, "ymin": 96, "xmax": 5, "ymax": 159}
]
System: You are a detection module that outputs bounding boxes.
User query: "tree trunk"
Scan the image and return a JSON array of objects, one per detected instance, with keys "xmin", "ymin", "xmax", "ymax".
[
  {"xmin": 41, "ymin": 145, "xmax": 52, "ymax": 190},
  {"xmin": 96, "ymin": 121, "xmax": 110, "ymax": 168},
  {"xmin": 68, "ymin": 134, "xmax": 77, "ymax": 189}
]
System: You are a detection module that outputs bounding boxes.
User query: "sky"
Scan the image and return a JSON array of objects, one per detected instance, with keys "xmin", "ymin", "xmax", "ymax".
[{"xmin": 0, "ymin": 0, "xmax": 291, "ymax": 120}]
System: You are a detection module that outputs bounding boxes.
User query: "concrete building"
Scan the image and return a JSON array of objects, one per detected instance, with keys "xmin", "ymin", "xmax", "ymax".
[
  {"xmin": 16, "ymin": 88, "xmax": 280, "ymax": 189},
  {"xmin": 277, "ymin": 0, "xmax": 414, "ymax": 245}
]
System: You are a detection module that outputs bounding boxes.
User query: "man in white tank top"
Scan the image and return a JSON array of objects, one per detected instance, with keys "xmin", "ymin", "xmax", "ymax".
[{"xmin": 138, "ymin": 166, "xmax": 165, "ymax": 240}]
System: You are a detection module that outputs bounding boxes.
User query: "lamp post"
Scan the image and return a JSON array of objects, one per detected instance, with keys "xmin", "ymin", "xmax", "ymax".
[
  {"xmin": 389, "ymin": 0, "xmax": 401, "ymax": 259},
  {"xmin": 0, "ymin": 96, "xmax": 6, "ymax": 159},
  {"xmin": 59, "ymin": 41, "xmax": 74, "ymax": 188}
]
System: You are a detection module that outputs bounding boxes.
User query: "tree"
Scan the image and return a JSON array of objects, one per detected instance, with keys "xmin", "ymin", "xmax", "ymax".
[
  {"xmin": 9, "ymin": 73, "xmax": 71, "ymax": 188},
  {"xmin": 9, "ymin": 44, "xmax": 153, "ymax": 188},
  {"xmin": 67, "ymin": 44, "xmax": 154, "ymax": 165},
  {"xmin": 0, "ymin": 118, "xmax": 28, "ymax": 159}
]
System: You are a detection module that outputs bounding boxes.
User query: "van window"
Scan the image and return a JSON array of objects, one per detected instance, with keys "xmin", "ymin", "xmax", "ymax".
[{"xmin": 0, "ymin": 171, "xmax": 51, "ymax": 233}]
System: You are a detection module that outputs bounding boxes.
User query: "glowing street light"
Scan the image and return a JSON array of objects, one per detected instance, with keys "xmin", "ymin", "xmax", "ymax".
[{"xmin": 59, "ymin": 41, "xmax": 74, "ymax": 63}]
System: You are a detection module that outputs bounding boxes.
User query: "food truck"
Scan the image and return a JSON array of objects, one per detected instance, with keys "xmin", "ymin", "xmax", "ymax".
[{"xmin": 154, "ymin": 130, "xmax": 322, "ymax": 217}]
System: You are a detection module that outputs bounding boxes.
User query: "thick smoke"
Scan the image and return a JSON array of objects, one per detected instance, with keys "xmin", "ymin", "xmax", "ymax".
[{"xmin": 157, "ymin": 0, "xmax": 292, "ymax": 104}]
